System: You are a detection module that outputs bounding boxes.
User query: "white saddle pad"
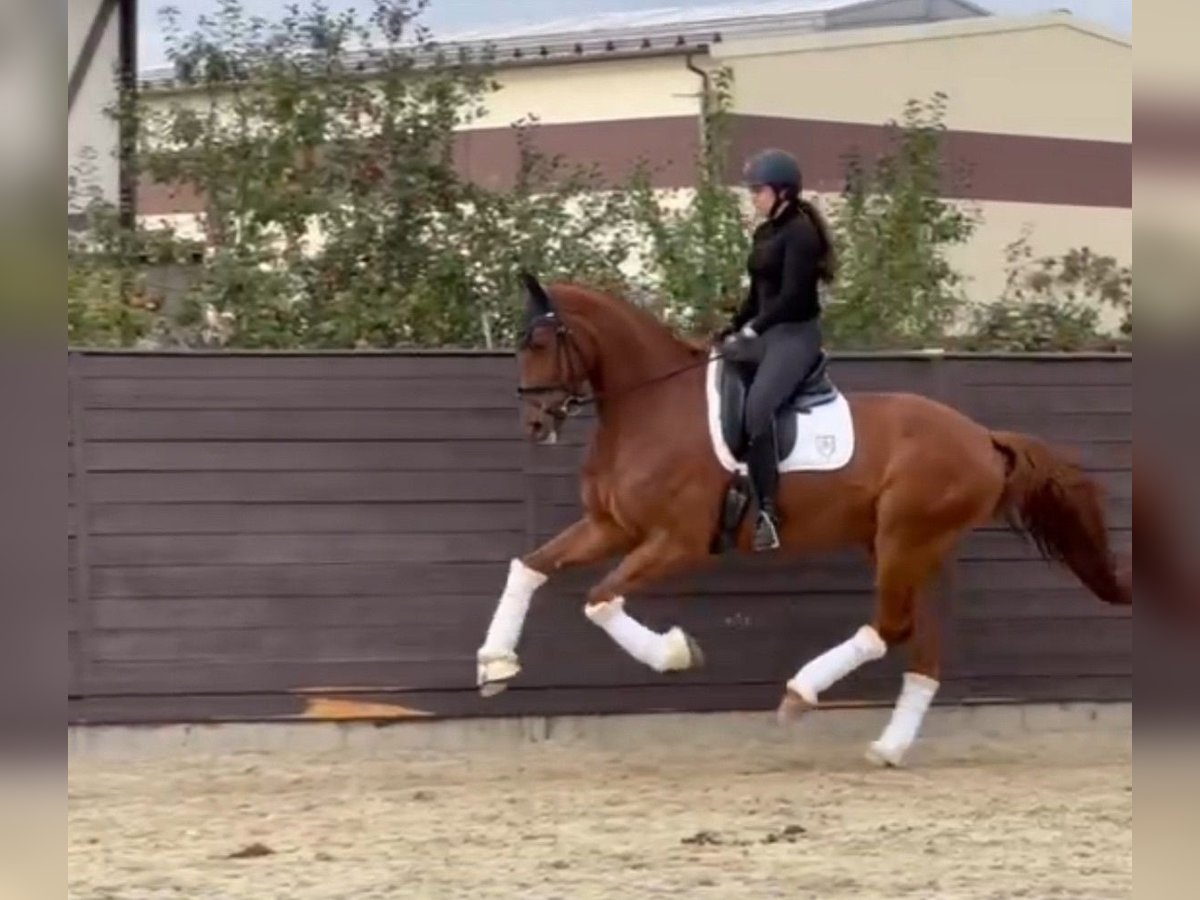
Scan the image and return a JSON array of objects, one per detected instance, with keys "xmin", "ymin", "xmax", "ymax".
[{"xmin": 705, "ymin": 352, "xmax": 856, "ymax": 474}]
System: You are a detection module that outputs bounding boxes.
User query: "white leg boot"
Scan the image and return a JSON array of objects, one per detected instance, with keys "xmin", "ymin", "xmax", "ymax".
[
  {"xmin": 585, "ymin": 597, "xmax": 699, "ymax": 673},
  {"xmin": 786, "ymin": 624, "xmax": 888, "ymax": 704},
  {"xmin": 866, "ymin": 672, "xmax": 940, "ymax": 768},
  {"xmin": 476, "ymin": 558, "xmax": 548, "ymax": 695}
]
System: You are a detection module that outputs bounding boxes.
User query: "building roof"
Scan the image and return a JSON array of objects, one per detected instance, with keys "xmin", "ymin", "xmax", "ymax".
[
  {"xmin": 138, "ymin": 0, "xmax": 990, "ymax": 88},
  {"xmin": 433, "ymin": 0, "xmax": 988, "ymax": 45}
]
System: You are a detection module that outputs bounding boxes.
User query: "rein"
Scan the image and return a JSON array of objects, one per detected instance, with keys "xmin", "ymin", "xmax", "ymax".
[{"xmin": 516, "ymin": 313, "xmax": 725, "ymax": 418}]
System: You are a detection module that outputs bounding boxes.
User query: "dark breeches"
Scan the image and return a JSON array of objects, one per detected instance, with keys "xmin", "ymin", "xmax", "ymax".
[{"xmin": 739, "ymin": 320, "xmax": 823, "ymax": 440}]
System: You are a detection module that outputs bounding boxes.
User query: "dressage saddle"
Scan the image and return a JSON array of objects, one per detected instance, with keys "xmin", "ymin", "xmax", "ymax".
[{"xmin": 718, "ymin": 350, "xmax": 839, "ymax": 462}]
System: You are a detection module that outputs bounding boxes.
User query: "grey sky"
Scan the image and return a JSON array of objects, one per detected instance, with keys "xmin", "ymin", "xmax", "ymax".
[{"xmin": 138, "ymin": 0, "xmax": 1133, "ymax": 71}]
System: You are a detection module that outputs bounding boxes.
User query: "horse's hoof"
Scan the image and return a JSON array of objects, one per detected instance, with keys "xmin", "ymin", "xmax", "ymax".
[
  {"xmin": 865, "ymin": 740, "xmax": 904, "ymax": 768},
  {"xmin": 477, "ymin": 653, "xmax": 521, "ymax": 697},
  {"xmin": 479, "ymin": 681, "xmax": 510, "ymax": 698},
  {"xmin": 683, "ymin": 633, "xmax": 706, "ymax": 669},
  {"xmin": 776, "ymin": 688, "xmax": 812, "ymax": 725},
  {"xmin": 662, "ymin": 626, "xmax": 703, "ymax": 672}
]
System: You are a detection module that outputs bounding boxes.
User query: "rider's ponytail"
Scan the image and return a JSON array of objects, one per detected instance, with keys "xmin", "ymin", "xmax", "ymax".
[{"xmin": 796, "ymin": 198, "xmax": 837, "ymax": 284}]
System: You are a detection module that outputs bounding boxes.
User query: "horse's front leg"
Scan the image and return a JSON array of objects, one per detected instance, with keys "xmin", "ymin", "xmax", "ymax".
[
  {"xmin": 583, "ymin": 531, "xmax": 706, "ymax": 674},
  {"xmin": 476, "ymin": 517, "xmax": 629, "ymax": 696}
]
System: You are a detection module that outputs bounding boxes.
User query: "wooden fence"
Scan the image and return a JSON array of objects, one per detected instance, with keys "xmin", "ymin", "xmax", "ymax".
[{"xmin": 67, "ymin": 350, "xmax": 1132, "ymax": 724}]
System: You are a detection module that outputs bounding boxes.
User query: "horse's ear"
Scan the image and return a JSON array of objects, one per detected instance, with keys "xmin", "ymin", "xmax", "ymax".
[{"xmin": 519, "ymin": 269, "xmax": 555, "ymax": 319}]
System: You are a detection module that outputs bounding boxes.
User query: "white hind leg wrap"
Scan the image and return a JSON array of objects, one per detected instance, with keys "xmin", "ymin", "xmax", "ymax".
[
  {"xmin": 869, "ymin": 672, "xmax": 940, "ymax": 767},
  {"xmin": 787, "ymin": 624, "xmax": 887, "ymax": 704}
]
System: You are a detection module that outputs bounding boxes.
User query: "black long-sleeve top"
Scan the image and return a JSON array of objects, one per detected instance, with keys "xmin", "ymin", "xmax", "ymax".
[{"xmin": 731, "ymin": 202, "xmax": 824, "ymax": 334}]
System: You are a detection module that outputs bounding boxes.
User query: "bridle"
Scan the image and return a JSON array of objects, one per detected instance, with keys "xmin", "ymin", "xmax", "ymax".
[
  {"xmin": 515, "ymin": 311, "xmax": 723, "ymax": 418},
  {"xmin": 515, "ymin": 312, "xmax": 594, "ymax": 420}
]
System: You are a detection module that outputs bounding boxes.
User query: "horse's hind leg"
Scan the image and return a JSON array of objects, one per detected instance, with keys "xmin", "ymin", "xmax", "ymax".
[
  {"xmin": 858, "ymin": 527, "xmax": 963, "ymax": 767},
  {"xmin": 776, "ymin": 527, "xmax": 954, "ymax": 765},
  {"xmin": 476, "ymin": 517, "xmax": 629, "ymax": 696}
]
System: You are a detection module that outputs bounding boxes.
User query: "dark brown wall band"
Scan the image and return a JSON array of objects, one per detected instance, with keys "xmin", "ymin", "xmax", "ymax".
[{"xmin": 138, "ymin": 113, "xmax": 1131, "ymax": 216}]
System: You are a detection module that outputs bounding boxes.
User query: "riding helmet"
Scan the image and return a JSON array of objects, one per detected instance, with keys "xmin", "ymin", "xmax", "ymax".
[{"xmin": 742, "ymin": 148, "xmax": 802, "ymax": 193}]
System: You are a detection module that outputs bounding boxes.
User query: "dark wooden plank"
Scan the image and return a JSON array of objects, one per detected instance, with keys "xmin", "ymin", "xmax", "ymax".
[
  {"xmin": 958, "ymin": 525, "xmax": 1132, "ymax": 561},
  {"xmin": 946, "ymin": 675, "xmax": 1130, "ymax": 702},
  {"xmin": 83, "ymin": 377, "xmax": 520, "ymax": 410},
  {"xmin": 68, "ymin": 633, "xmax": 84, "ymax": 697},
  {"xmin": 1053, "ymin": 441, "xmax": 1132, "ymax": 470},
  {"xmin": 71, "ymin": 692, "xmax": 302, "ymax": 723},
  {"xmin": 955, "ymin": 588, "xmax": 1134, "ymax": 620},
  {"xmin": 67, "ymin": 674, "xmax": 1131, "ymax": 726},
  {"xmin": 80, "ymin": 660, "xmax": 465, "ymax": 695},
  {"xmin": 92, "ymin": 595, "xmax": 502, "ymax": 629},
  {"xmin": 952, "ymin": 560, "xmax": 1109, "ymax": 592},
  {"xmin": 86, "ymin": 409, "xmax": 523, "ymax": 441},
  {"xmin": 953, "ymin": 655, "xmax": 1132, "ymax": 678},
  {"xmin": 90, "ymin": 531, "xmax": 525, "ymax": 566},
  {"xmin": 956, "ymin": 621, "xmax": 1132, "ymax": 679},
  {"xmin": 68, "ymin": 601, "xmax": 86, "ymax": 632},
  {"xmin": 963, "ymin": 412, "xmax": 1131, "ymax": 442},
  {"xmin": 87, "ymin": 471, "xmax": 527, "ymax": 503},
  {"xmin": 89, "ymin": 502, "xmax": 526, "ymax": 535},
  {"xmin": 64, "ymin": 683, "xmax": 808, "ymax": 724},
  {"xmin": 960, "ymin": 384, "xmax": 1131, "ymax": 415},
  {"xmin": 80, "ymin": 647, "xmax": 901, "ymax": 696},
  {"xmin": 87, "ymin": 440, "xmax": 526, "ymax": 472},
  {"xmin": 78, "ymin": 353, "xmax": 517, "ymax": 380},
  {"xmin": 68, "ymin": 356, "xmax": 94, "ymax": 698},
  {"xmin": 958, "ymin": 616, "xmax": 1132, "ymax": 656},
  {"xmin": 90, "ymin": 561, "xmax": 519, "ymax": 598},
  {"xmin": 949, "ymin": 358, "xmax": 1132, "ymax": 387},
  {"xmin": 822, "ymin": 360, "xmax": 943, "ymax": 392}
]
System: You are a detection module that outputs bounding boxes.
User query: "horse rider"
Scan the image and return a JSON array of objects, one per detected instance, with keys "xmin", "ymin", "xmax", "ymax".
[{"xmin": 718, "ymin": 147, "xmax": 837, "ymax": 552}]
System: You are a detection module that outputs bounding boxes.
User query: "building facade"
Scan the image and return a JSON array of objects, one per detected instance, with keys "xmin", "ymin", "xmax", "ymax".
[{"xmin": 133, "ymin": 1, "xmax": 1131, "ymax": 323}]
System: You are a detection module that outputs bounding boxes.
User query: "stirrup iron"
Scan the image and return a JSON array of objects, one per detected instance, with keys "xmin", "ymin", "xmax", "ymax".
[{"xmin": 753, "ymin": 510, "xmax": 781, "ymax": 552}]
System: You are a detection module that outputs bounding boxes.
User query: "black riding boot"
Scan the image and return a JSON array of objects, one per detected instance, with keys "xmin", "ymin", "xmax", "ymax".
[{"xmin": 746, "ymin": 431, "xmax": 781, "ymax": 551}]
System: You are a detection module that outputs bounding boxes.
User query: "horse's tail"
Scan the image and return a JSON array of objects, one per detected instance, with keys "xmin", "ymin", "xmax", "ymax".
[{"xmin": 990, "ymin": 431, "xmax": 1131, "ymax": 607}]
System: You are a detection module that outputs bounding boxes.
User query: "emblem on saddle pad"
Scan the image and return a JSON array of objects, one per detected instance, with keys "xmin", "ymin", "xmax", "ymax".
[{"xmin": 816, "ymin": 435, "xmax": 837, "ymax": 459}]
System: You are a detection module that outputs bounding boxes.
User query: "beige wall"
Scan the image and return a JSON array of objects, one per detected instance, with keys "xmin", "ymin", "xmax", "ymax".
[
  {"xmin": 947, "ymin": 199, "xmax": 1131, "ymax": 331},
  {"xmin": 718, "ymin": 16, "xmax": 1131, "ymax": 329},
  {"xmin": 780, "ymin": 190, "xmax": 1131, "ymax": 332},
  {"xmin": 718, "ymin": 16, "xmax": 1131, "ymax": 142},
  {"xmin": 139, "ymin": 53, "xmax": 702, "ymax": 148},
  {"xmin": 467, "ymin": 55, "xmax": 702, "ymax": 128}
]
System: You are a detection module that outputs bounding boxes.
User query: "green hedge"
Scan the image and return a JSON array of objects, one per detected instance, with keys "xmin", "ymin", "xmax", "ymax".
[{"xmin": 67, "ymin": 0, "xmax": 1131, "ymax": 353}]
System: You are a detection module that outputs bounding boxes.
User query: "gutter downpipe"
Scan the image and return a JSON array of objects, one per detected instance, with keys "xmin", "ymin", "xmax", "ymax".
[{"xmin": 684, "ymin": 49, "xmax": 713, "ymax": 168}]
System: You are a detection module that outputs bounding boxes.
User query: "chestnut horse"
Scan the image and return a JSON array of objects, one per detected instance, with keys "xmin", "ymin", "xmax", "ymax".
[{"xmin": 475, "ymin": 273, "xmax": 1132, "ymax": 767}]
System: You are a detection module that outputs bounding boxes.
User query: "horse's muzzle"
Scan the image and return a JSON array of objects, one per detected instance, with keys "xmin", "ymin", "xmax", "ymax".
[{"xmin": 525, "ymin": 411, "xmax": 563, "ymax": 445}]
